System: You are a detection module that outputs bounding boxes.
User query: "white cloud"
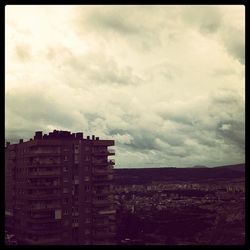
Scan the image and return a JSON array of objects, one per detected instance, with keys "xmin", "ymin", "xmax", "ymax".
[
  {"xmin": 219, "ymin": 124, "xmax": 232, "ymax": 131},
  {"xmin": 5, "ymin": 5, "xmax": 245, "ymax": 167}
]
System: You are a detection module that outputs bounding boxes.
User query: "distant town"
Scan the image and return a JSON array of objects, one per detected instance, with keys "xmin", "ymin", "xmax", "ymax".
[
  {"xmin": 5, "ymin": 130, "xmax": 245, "ymax": 245},
  {"xmin": 113, "ymin": 165, "xmax": 245, "ymax": 245}
]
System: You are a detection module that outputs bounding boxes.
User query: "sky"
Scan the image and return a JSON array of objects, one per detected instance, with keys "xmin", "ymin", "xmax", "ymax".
[{"xmin": 5, "ymin": 5, "xmax": 245, "ymax": 168}]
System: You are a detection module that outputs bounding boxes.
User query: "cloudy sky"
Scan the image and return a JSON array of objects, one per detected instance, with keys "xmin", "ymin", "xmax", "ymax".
[{"xmin": 5, "ymin": 5, "xmax": 245, "ymax": 168}]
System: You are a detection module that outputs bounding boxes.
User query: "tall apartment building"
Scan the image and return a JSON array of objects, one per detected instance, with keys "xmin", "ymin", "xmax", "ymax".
[{"xmin": 5, "ymin": 130, "xmax": 116, "ymax": 245}]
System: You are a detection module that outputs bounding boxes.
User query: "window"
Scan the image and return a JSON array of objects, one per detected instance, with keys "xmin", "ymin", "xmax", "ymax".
[
  {"xmin": 63, "ymin": 210, "xmax": 68, "ymax": 215},
  {"xmin": 63, "ymin": 188, "xmax": 68, "ymax": 193},
  {"xmin": 55, "ymin": 209, "xmax": 62, "ymax": 220},
  {"xmin": 84, "ymin": 186, "xmax": 90, "ymax": 191},
  {"xmin": 74, "ymin": 146, "xmax": 79, "ymax": 154},
  {"xmin": 63, "ymin": 167, "xmax": 68, "ymax": 172},
  {"xmin": 84, "ymin": 229, "xmax": 90, "ymax": 235},
  {"xmin": 73, "ymin": 208, "xmax": 78, "ymax": 213},
  {"xmin": 97, "ymin": 196, "xmax": 105, "ymax": 200},
  {"xmin": 63, "ymin": 198, "xmax": 69, "ymax": 204},
  {"xmin": 72, "ymin": 208, "xmax": 79, "ymax": 216},
  {"xmin": 84, "ymin": 195, "xmax": 90, "ymax": 202},
  {"xmin": 63, "ymin": 232, "xmax": 68, "ymax": 237},
  {"xmin": 63, "ymin": 156, "xmax": 68, "ymax": 161},
  {"xmin": 63, "ymin": 178, "xmax": 68, "ymax": 183},
  {"xmin": 85, "ymin": 218, "xmax": 90, "ymax": 223},
  {"xmin": 73, "ymin": 178, "xmax": 79, "ymax": 184},
  {"xmin": 74, "ymin": 155, "xmax": 79, "ymax": 164},
  {"xmin": 84, "ymin": 176, "xmax": 90, "ymax": 181},
  {"xmin": 72, "ymin": 222, "xmax": 79, "ymax": 228}
]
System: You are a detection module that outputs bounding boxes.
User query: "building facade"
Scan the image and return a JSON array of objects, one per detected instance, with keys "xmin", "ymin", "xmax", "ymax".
[{"xmin": 5, "ymin": 130, "xmax": 116, "ymax": 245}]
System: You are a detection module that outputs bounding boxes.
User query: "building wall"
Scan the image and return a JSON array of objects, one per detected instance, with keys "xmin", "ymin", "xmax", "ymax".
[{"xmin": 5, "ymin": 130, "xmax": 116, "ymax": 245}]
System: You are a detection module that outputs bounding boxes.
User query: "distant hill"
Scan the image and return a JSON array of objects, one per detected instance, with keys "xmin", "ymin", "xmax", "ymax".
[
  {"xmin": 213, "ymin": 163, "xmax": 245, "ymax": 172},
  {"xmin": 114, "ymin": 164, "xmax": 245, "ymax": 185},
  {"xmin": 192, "ymin": 165, "xmax": 208, "ymax": 168}
]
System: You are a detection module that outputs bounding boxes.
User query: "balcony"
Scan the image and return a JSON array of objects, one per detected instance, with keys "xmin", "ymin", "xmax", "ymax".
[
  {"xmin": 92, "ymin": 150, "xmax": 108, "ymax": 156},
  {"xmin": 92, "ymin": 159, "xmax": 115, "ymax": 166},
  {"xmin": 109, "ymin": 159, "xmax": 115, "ymax": 165},
  {"xmin": 108, "ymin": 149, "xmax": 115, "ymax": 155},
  {"xmin": 93, "ymin": 175, "xmax": 113, "ymax": 183},
  {"xmin": 93, "ymin": 220, "xmax": 116, "ymax": 227},
  {"xmin": 92, "ymin": 160, "xmax": 108, "ymax": 166},
  {"xmin": 94, "ymin": 222, "xmax": 116, "ymax": 229},
  {"xmin": 29, "ymin": 205, "xmax": 61, "ymax": 211},
  {"xmin": 26, "ymin": 149, "xmax": 60, "ymax": 156},
  {"xmin": 93, "ymin": 189, "xmax": 112, "ymax": 195},
  {"xmin": 27, "ymin": 163, "xmax": 61, "ymax": 168},
  {"xmin": 97, "ymin": 209, "xmax": 116, "ymax": 215},
  {"xmin": 25, "ymin": 227, "xmax": 62, "ymax": 235},
  {"xmin": 28, "ymin": 170, "xmax": 61, "ymax": 178},
  {"xmin": 8, "ymin": 154, "xmax": 16, "ymax": 160},
  {"xmin": 92, "ymin": 168, "xmax": 112, "ymax": 175},
  {"xmin": 92, "ymin": 149, "xmax": 115, "ymax": 156},
  {"xmin": 25, "ymin": 153, "xmax": 61, "ymax": 159},
  {"xmin": 24, "ymin": 237, "xmax": 62, "ymax": 245},
  {"xmin": 93, "ymin": 232, "xmax": 116, "ymax": 239},
  {"xmin": 27, "ymin": 217, "xmax": 59, "ymax": 224},
  {"xmin": 27, "ymin": 184, "xmax": 61, "ymax": 189},
  {"xmin": 93, "ymin": 214, "xmax": 116, "ymax": 222},
  {"xmin": 26, "ymin": 194, "xmax": 61, "ymax": 200},
  {"xmin": 26, "ymin": 223, "xmax": 62, "ymax": 231},
  {"xmin": 93, "ymin": 199, "xmax": 113, "ymax": 206}
]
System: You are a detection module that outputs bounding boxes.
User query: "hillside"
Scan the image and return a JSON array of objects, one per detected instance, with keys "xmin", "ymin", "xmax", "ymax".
[{"xmin": 114, "ymin": 164, "xmax": 245, "ymax": 185}]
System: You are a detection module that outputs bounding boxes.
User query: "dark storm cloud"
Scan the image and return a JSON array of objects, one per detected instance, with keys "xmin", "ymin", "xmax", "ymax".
[
  {"xmin": 222, "ymin": 27, "xmax": 245, "ymax": 64},
  {"xmin": 108, "ymin": 128, "xmax": 128, "ymax": 136},
  {"xmin": 182, "ymin": 6, "xmax": 245, "ymax": 65},
  {"xmin": 202, "ymin": 93, "xmax": 244, "ymax": 151},
  {"xmin": 216, "ymin": 120, "xmax": 245, "ymax": 150},
  {"xmin": 6, "ymin": 6, "xmax": 244, "ymax": 167},
  {"xmin": 160, "ymin": 133, "xmax": 185, "ymax": 147},
  {"xmin": 107, "ymin": 127, "xmax": 158, "ymax": 151},
  {"xmin": 89, "ymin": 12, "xmax": 140, "ymax": 35},
  {"xmin": 102, "ymin": 87, "xmax": 244, "ymax": 164},
  {"xmin": 193, "ymin": 134, "xmax": 217, "ymax": 147},
  {"xmin": 159, "ymin": 112, "xmax": 194, "ymax": 126},
  {"xmin": 5, "ymin": 90, "xmax": 84, "ymax": 137},
  {"xmin": 211, "ymin": 88, "xmax": 244, "ymax": 107},
  {"xmin": 5, "ymin": 129, "xmax": 34, "ymax": 144},
  {"xmin": 212, "ymin": 90, "xmax": 245, "ymax": 150},
  {"xmin": 75, "ymin": 6, "xmax": 161, "ymax": 51},
  {"xmin": 84, "ymin": 113, "xmax": 104, "ymax": 123},
  {"xmin": 182, "ymin": 6, "xmax": 222, "ymax": 34},
  {"xmin": 63, "ymin": 53, "xmax": 142, "ymax": 87},
  {"xmin": 128, "ymin": 131, "xmax": 158, "ymax": 151},
  {"xmin": 107, "ymin": 123, "xmax": 185, "ymax": 153}
]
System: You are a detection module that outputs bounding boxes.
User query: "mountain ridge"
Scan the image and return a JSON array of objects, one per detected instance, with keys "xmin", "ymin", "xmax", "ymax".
[{"xmin": 113, "ymin": 163, "xmax": 245, "ymax": 185}]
